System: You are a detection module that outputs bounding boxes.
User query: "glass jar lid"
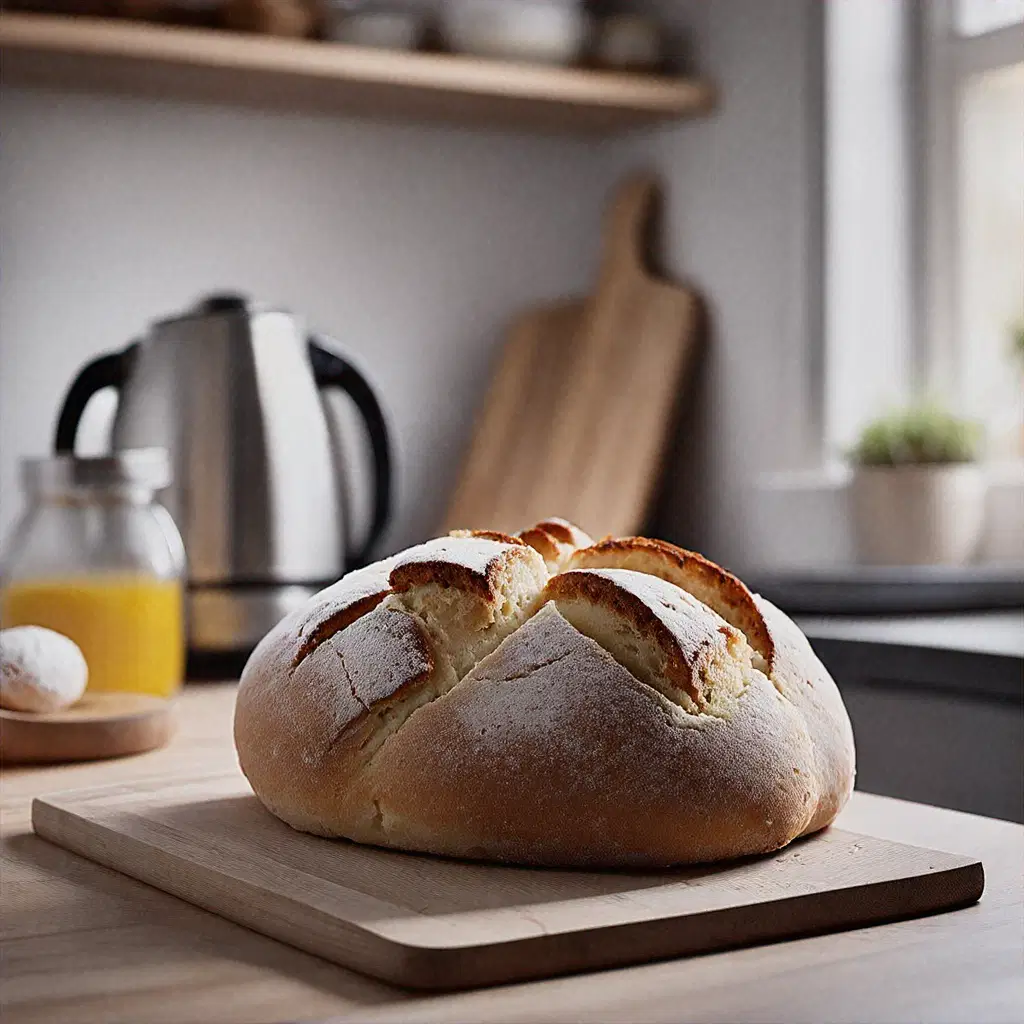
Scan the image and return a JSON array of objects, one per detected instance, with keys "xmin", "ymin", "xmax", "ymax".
[{"xmin": 22, "ymin": 448, "xmax": 172, "ymax": 497}]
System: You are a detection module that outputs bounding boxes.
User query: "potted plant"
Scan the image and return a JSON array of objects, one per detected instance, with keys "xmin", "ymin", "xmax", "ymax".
[{"xmin": 848, "ymin": 403, "xmax": 985, "ymax": 566}]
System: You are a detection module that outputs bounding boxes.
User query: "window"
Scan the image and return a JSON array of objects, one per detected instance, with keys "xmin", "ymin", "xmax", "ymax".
[
  {"xmin": 824, "ymin": 0, "xmax": 1023, "ymax": 456},
  {"xmin": 922, "ymin": 0, "xmax": 1024, "ymax": 459},
  {"xmin": 956, "ymin": 0, "xmax": 1024, "ymax": 35},
  {"xmin": 759, "ymin": 1, "xmax": 1023, "ymax": 572},
  {"xmin": 825, "ymin": 0, "xmax": 914, "ymax": 451}
]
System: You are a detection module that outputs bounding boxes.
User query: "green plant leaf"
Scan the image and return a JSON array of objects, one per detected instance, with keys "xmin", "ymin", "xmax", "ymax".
[{"xmin": 849, "ymin": 402, "xmax": 982, "ymax": 466}]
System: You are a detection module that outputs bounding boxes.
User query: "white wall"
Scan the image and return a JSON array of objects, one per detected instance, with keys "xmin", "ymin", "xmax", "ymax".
[
  {"xmin": 959, "ymin": 64, "xmax": 1024, "ymax": 456},
  {"xmin": 0, "ymin": 87, "xmax": 610, "ymax": 553},
  {"xmin": 825, "ymin": 0, "xmax": 913, "ymax": 450},
  {"xmin": 612, "ymin": 0, "xmax": 826, "ymax": 570},
  {"xmin": 0, "ymin": 1, "xmax": 832, "ymax": 573}
]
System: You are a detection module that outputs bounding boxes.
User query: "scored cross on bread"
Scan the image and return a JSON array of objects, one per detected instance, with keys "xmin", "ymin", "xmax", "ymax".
[
  {"xmin": 235, "ymin": 521, "xmax": 855, "ymax": 867},
  {"xmin": 544, "ymin": 567, "xmax": 752, "ymax": 714},
  {"xmin": 568, "ymin": 536, "xmax": 775, "ymax": 670}
]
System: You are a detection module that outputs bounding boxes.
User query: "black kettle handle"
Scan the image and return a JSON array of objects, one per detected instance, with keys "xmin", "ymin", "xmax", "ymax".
[
  {"xmin": 308, "ymin": 335, "xmax": 393, "ymax": 569},
  {"xmin": 54, "ymin": 344, "xmax": 137, "ymax": 452}
]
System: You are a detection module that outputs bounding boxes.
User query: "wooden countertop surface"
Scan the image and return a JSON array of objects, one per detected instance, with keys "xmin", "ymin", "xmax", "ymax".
[{"xmin": 2, "ymin": 684, "xmax": 1022, "ymax": 1024}]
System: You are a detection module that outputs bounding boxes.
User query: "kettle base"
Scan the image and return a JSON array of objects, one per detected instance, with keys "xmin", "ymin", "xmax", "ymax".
[{"xmin": 188, "ymin": 584, "xmax": 322, "ymax": 655}]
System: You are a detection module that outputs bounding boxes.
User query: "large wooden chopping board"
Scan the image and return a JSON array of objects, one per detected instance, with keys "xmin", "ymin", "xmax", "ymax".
[
  {"xmin": 443, "ymin": 174, "xmax": 701, "ymax": 538},
  {"xmin": 32, "ymin": 773, "xmax": 983, "ymax": 991}
]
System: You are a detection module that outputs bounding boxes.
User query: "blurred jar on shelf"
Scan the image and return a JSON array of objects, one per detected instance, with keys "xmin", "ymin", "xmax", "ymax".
[
  {"xmin": 592, "ymin": 12, "xmax": 664, "ymax": 73},
  {"xmin": 221, "ymin": 0, "xmax": 318, "ymax": 37},
  {"xmin": 323, "ymin": 0, "xmax": 430, "ymax": 51},
  {"xmin": 440, "ymin": 0, "xmax": 589, "ymax": 66},
  {"xmin": 0, "ymin": 449, "xmax": 186, "ymax": 699}
]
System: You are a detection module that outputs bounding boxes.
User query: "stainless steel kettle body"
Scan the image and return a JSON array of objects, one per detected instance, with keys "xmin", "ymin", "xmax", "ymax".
[{"xmin": 55, "ymin": 294, "xmax": 392, "ymax": 653}]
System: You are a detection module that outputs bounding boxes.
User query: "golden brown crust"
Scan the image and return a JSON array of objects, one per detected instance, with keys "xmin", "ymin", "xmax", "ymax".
[
  {"xmin": 449, "ymin": 529, "xmax": 527, "ymax": 546},
  {"xmin": 389, "ymin": 560, "xmax": 495, "ymax": 601},
  {"xmin": 570, "ymin": 537, "xmax": 775, "ymax": 667},
  {"xmin": 518, "ymin": 518, "xmax": 594, "ymax": 573},
  {"xmin": 388, "ymin": 536, "xmax": 537, "ymax": 604},
  {"xmin": 293, "ymin": 592, "xmax": 389, "ymax": 667},
  {"xmin": 544, "ymin": 569, "xmax": 720, "ymax": 705},
  {"xmin": 272, "ymin": 555, "xmax": 402, "ymax": 669},
  {"xmin": 529, "ymin": 518, "xmax": 576, "ymax": 545},
  {"xmin": 517, "ymin": 526, "xmax": 559, "ymax": 563}
]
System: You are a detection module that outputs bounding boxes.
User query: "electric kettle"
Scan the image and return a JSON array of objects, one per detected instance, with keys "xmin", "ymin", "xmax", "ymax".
[{"xmin": 55, "ymin": 293, "xmax": 392, "ymax": 654}]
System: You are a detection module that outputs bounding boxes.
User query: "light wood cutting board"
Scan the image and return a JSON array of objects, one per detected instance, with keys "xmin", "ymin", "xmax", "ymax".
[
  {"xmin": 443, "ymin": 173, "xmax": 701, "ymax": 538},
  {"xmin": 32, "ymin": 773, "xmax": 983, "ymax": 991}
]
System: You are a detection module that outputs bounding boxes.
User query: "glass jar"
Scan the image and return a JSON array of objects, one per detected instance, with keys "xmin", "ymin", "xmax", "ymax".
[{"xmin": 0, "ymin": 449, "xmax": 186, "ymax": 698}]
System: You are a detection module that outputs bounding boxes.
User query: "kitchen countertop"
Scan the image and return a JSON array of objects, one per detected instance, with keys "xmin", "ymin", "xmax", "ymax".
[
  {"xmin": 797, "ymin": 609, "xmax": 1024, "ymax": 702},
  {"xmin": 797, "ymin": 610, "xmax": 1024, "ymax": 658},
  {"xmin": 2, "ymin": 684, "xmax": 1022, "ymax": 1024}
]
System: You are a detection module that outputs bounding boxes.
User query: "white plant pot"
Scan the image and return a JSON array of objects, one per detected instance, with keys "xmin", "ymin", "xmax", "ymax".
[{"xmin": 849, "ymin": 464, "xmax": 987, "ymax": 566}]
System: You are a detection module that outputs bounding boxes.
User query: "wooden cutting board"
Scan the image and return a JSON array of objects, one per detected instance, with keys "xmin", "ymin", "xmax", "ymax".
[
  {"xmin": 443, "ymin": 174, "xmax": 701, "ymax": 538},
  {"xmin": 32, "ymin": 773, "xmax": 983, "ymax": 991}
]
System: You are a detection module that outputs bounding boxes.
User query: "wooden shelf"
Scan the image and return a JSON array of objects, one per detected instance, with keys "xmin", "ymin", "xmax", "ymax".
[{"xmin": 0, "ymin": 13, "xmax": 715, "ymax": 133}]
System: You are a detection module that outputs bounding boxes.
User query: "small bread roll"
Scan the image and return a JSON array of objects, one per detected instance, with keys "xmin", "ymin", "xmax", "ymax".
[{"xmin": 0, "ymin": 626, "xmax": 88, "ymax": 713}]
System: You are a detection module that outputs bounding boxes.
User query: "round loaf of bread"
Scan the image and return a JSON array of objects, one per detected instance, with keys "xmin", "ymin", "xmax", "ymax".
[{"xmin": 234, "ymin": 524, "xmax": 855, "ymax": 867}]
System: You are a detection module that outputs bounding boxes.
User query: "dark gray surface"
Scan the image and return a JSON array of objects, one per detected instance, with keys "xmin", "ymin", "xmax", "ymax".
[
  {"xmin": 806, "ymin": 636, "xmax": 1020, "ymax": 702},
  {"xmin": 841, "ymin": 682, "xmax": 1023, "ymax": 823},
  {"xmin": 801, "ymin": 610, "xmax": 1023, "ymax": 823},
  {"xmin": 800, "ymin": 611, "xmax": 1023, "ymax": 702},
  {"xmin": 751, "ymin": 564, "xmax": 1024, "ymax": 614}
]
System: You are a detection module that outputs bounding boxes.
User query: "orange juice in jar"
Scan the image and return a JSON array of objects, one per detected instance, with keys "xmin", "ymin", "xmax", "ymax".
[{"xmin": 0, "ymin": 451, "xmax": 186, "ymax": 699}]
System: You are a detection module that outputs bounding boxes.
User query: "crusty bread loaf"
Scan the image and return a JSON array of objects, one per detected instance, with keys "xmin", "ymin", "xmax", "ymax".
[{"xmin": 235, "ymin": 523, "xmax": 855, "ymax": 867}]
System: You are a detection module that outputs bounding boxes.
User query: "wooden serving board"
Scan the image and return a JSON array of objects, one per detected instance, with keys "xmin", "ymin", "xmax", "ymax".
[
  {"xmin": 443, "ymin": 173, "xmax": 701, "ymax": 539},
  {"xmin": 0, "ymin": 692, "xmax": 176, "ymax": 764},
  {"xmin": 32, "ymin": 773, "xmax": 984, "ymax": 992}
]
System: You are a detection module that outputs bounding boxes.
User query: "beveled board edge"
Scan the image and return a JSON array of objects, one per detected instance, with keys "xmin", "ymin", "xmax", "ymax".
[{"xmin": 31, "ymin": 795, "xmax": 985, "ymax": 992}]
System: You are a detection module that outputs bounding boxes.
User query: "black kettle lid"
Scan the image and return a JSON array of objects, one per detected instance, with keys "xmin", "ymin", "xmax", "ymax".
[{"xmin": 192, "ymin": 292, "xmax": 252, "ymax": 316}]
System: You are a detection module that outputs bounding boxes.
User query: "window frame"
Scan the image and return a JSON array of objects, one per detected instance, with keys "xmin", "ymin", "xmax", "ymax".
[{"xmin": 918, "ymin": 0, "xmax": 1024, "ymax": 396}]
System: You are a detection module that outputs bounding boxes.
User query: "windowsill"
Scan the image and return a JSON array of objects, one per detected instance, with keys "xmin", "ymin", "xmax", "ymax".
[{"xmin": 749, "ymin": 458, "xmax": 1024, "ymax": 570}]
